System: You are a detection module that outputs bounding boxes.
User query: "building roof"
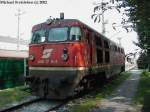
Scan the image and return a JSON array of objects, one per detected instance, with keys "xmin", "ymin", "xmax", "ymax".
[
  {"xmin": 0, "ymin": 35, "xmax": 29, "ymax": 45},
  {"xmin": 0, "ymin": 49, "xmax": 28, "ymax": 58}
]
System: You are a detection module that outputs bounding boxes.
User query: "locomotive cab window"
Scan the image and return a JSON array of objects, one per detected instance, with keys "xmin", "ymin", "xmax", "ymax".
[
  {"xmin": 69, "ymin": 27, "xmax": 81, "ymax": 41},
  {"xmin": 48, "ymin": 27, "xmax": 68, "ymax": 42},
  {"xmin": 31, "ymin": 30, "xmax": 46, "ymax": 43}
]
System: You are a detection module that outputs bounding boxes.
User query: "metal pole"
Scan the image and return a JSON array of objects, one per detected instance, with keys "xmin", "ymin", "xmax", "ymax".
[
  {"xmin": 24, "ymin": 58, "xmax": 26, "ymax": 85},
  {"xmin": 101, "ymin": 0, "xmax": 105, "ymax": 35},
  {"xmin": 17, "ymin": 10, "xmax": 20, "ymax": 50},
  {"xmin": 117, "ymin": 37, "xmax": 122, "ymax": 46},
  {"xmin": 15, "ymin": 9, "xmax": 25, "ymax": 51}
]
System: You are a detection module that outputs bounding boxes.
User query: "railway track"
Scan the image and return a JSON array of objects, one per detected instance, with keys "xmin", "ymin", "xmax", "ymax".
[
  {"xmin": 0, "ymin": 98, "xmax": 66, "ymax": 112},
  {"xmin": 0, "ymin": 77, "xmax": 118, "ymax": 112}
]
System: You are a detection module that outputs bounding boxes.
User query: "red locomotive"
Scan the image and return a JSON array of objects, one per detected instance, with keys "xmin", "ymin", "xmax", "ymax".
[{"xmin": 26, "ymin": 13, "xmax": 125, "ymax": 99}]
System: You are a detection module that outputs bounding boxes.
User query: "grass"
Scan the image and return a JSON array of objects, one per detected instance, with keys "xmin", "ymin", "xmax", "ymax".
[
  {"xmin": 70, "ymin": 72, "xmax": 130, "ymax": 112},
  {"xmin": 0, "ymin": 86, "xmax": 31, "ymax": 108},
  {"xmin": 134, "ymin": 71, "xmax": 150, "ymax": 112}
]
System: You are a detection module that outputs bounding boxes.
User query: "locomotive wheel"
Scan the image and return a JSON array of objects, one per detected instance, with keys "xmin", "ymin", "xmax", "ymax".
[
  {"xmin": 84, "ymin": 79, "xmax": 91, "ymax": 90},
  {"xmin": 74, "ymin": 84, "xmax": 84, "ymax": 96},
  {"xmin": 73, "ymin": 77, "xmax": 91, "ymax": 95}
]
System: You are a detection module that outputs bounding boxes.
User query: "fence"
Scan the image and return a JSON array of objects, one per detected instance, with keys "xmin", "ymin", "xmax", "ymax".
[{"xmin": 0, "ymin": 58, "xmax": 24, "ymax": 89}]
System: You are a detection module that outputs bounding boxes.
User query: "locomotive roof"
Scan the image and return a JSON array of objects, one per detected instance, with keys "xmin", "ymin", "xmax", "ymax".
[
  {"xmin": 32, "ymin": 19, "xmax": 123, "ymax": 49},
  {"xmin": 32, "ymin": 19, "xmax": 81, "ymax": 32}
]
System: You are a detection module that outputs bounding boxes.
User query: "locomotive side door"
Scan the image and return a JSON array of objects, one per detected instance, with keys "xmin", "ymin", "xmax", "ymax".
[
  {"xmin": 85, "ymin": 30, "xmax": 94, "ymax": 66},
  {"xmin": 90, "ymin": 33, "xmax": 96, "ymax": 65}
]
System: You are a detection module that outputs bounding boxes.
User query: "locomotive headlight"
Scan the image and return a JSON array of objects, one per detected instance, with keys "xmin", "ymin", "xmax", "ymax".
[
  {"xmin": 29, "ymin": 54, "xmax": 34, "ymax": 61},
  {"xmin": 61, "ymin": 48, "xmax": 69, "ymax": 61},
  {"xmin": 61, "ymin": 54, "xmax": 68, "ymax": 61}
]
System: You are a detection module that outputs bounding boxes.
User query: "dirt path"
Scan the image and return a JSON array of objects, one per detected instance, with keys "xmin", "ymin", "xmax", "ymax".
[{"xmin": 90, "ymin": 69, "xmax": 141, "ymax": 112}]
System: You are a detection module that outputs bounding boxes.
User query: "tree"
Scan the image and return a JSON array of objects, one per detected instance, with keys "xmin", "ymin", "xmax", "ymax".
[
  {"xmin": 122, "ymin": 0, "xmax": 150, "ymax": 70},
  {"xmin": 92, "ymin": 0, "xmax": 150, "ymax": 70}
]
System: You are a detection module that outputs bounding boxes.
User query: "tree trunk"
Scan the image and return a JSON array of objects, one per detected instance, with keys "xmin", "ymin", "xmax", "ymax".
[{"xmin": 148, "ymin": 50, "xmax": 150, "ymax": 71}]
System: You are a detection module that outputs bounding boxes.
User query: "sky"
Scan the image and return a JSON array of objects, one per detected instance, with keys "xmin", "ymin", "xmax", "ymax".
[{"xmin": 0, "ymin": 0, "xmax": 139, "ymax": 53}]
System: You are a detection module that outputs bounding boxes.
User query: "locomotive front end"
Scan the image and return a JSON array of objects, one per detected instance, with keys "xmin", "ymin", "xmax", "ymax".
[{"xmin": 26, "ymin": 20, "xmax": 88, "ymax": 99}]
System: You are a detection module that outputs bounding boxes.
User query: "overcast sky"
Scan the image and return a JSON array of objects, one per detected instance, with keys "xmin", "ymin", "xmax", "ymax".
[{"xmin": 0, "ymin": 0, "xmax": 139, "ymax": 53}]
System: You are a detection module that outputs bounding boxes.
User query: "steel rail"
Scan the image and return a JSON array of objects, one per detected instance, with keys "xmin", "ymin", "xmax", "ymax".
[
  {"xmin": 44, "ymin": 100, "xmax": 68, "ymax": 112},
  {"xmin": 0, "ymin": 98, "xmax": 42, "ymax": 112}
]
